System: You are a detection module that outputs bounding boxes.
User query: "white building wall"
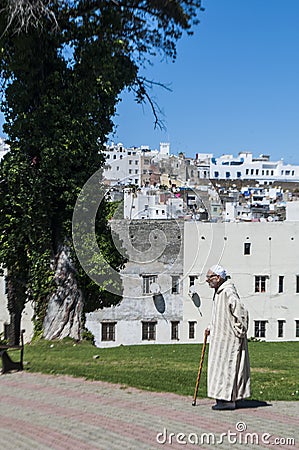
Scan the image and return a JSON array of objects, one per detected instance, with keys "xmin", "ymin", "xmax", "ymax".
[
  {"xmin": 86, "ymin": 220, "xmax": 184, "ymax": 347},
  {"xmin": 3, "ymin": 220, "xmax": 298, "ymax": 346},
  {"xmin": 86, "ymin": 295, "xmax": 182, "ymax": 348},
  {"xmin": 159, "ymin": 142, "xmax": 170, "ymax": 157},
  {"xmin": 183, "ymin": 221, "xmax": 299, "ymax": 343},
  {"xmin": 224, "ymin": 202, "xmax": 237, "ymax": 221},
  {"xmin": 103, "ymin": 144, "xmax": 142, "ymax": 186},
  {"xmin": 103, "ymin": 143, "xmax": 164, "ymax": 187},
  {"xmin": 87, "ymin": 220, "xmax": 299, "ymax": 347},
  {"xmin": 286, "ymin": 201, "xmax": 299, "ymax": 221},
  {"xmin": 210, "ymin": 152, "xmax": 299, "ymax": 182}
]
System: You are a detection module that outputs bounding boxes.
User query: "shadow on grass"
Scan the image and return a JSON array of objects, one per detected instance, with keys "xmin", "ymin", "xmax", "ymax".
[{"xmin": 236, "ymin": 399, "xmax": 271, "ymax": 409}]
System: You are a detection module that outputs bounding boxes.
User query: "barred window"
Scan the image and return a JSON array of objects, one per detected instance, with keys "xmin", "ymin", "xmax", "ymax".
[
  {"xmin": 255, "ymin": 276, "xmax": 268, "ymax": 293},
  {"xmin": 142, "ymin": 275, "xmax": 157, "ymax": 294},
  {"xmin": 142, "ymin": 322, "xmax": 156, "ymax": 340},
  {"xmin": 171, "ymin": 276, "xmax": 180, "ymax": 294},
  {"xmin": 189, "ymin": 276, "xmax": 197, "ymax": 287},
  {"xmin": 189, "ymin": 321, "xmax": 196, "ymax": 339},
  {"xmin": 254, "ymin": 320, "xmax": 267, "ymax": 338},
  {"xmin": 278, "ymin": 320, "xmax": 285, "ymax": 338},
  {"xmin": 171, "ymin": 321, "xmax": 179, "ymax": 340},
  {"xmin": 101, "ymin": 322, "xmax": 116, "ymax": 341}
]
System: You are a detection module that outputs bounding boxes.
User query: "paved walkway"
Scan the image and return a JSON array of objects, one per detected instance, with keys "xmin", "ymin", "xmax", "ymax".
[{"xmin": 0, "ymin": 371, "xmax": 298, "ymax": 449}]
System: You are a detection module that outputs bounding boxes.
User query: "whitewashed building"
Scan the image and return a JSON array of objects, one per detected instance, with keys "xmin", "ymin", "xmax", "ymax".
[
  {"xmin": 210, "ymin": 152, "xmax": 299, "ymax": 183},
  {"xmin": 102, "ymin": 142, "xmax": 170, "ymax": 187},
  {"xmin": 123, "ymin": 188, "xmax": 185, "ymax": 220},
  {"xmin": 86, "ymin": 220, "xmax": 184, "ymax": 347},
  {"xmin": 86, "ymin": 218, "xmax": 299, "ymax": 346},
  {"xmin": 183, "ymin": 221, "xmax": 299, "ymax": 343},
  {"xmin": 2, "ymin": 215, "xmax": 299, "ymax": 345},
  {"xmin": 102, "ymin": 142, "xmax": 143, "ymax": 186}
]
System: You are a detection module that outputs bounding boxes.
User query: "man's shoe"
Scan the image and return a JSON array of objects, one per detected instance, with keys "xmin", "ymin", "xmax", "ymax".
[{"xmin": 212, "ymin": 400, "xmax": 236, "ymax": 410}]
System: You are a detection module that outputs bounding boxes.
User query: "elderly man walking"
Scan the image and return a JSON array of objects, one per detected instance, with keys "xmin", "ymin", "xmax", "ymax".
[{"xmin": 205, "ymin": 264, "xmax": 250, "ymax": 410}]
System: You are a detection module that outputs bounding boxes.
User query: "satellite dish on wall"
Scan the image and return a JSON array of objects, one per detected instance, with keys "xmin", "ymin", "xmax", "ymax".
[
  {"xmin": 149, "ymin": 283, "xmax": 166, "ymax": 314},
  {"xmin": 153, "ymin": 293, "xmax": 166, "ymax": 314},
  {"xmin": 189, "ymin": 285, "xmax": 202, "ymax": 315},
  {"xmin": 191, "ymin": 292, "xmax": 201, "ymax": 309}
]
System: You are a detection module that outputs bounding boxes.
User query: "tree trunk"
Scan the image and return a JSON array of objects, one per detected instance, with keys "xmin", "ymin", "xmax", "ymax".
[{"xmin": 43, "ymin": 246, "xmax": 83, "ymax": 341}]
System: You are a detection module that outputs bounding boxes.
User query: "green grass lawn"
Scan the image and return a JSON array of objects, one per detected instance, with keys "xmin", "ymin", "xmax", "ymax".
[{"xmin": 4, "ymin": 339, "xmax": 298, "ymax": 401}]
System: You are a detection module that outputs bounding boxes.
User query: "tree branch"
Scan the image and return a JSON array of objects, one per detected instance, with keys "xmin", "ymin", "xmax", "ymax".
[
  {"xmin": 133, "ymin": 76, "xmax": 171, "ymax": 130},
  {"xmin": 1, "ymin": 0, "xmax": 57, "ymax": 35}
]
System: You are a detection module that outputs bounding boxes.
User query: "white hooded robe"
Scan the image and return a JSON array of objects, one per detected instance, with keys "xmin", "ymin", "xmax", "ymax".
[{"xmin": 207, "ymin": 279, "xmax": 251, "ymax": 401}]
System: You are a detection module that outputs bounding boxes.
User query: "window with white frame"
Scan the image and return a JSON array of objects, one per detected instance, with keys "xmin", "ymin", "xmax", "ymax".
[
  {"xmin": 171, "ymin": 321, "xmax": 179, "ymax": 340},
  {"xmin": 254, "ymin": 320, "xmax": 267, "ymax": 338},
  {"xmin": 101, "ymin": 322, "xmax": 116, "ymax": 341},
  {"xmin": 296, "ymin": 320, "xmax": 299, "ymax": 338},
  {"xmin": 142, "ymin": 321, "xmax": 156, "ymax": 340},
  {"xmin": 142, "ymin": 275, "xmax": 157, "ymax": 294},
  {"xmin": 278, "ymin": 320, "xmax": 285, "ymax": 338},
  {"xmin": 255, "ymin": 275, "xmax": 268, "ymax": 293},
  {"xmin": 189, "ymin": 275, "xmax": 197, "ymax": 287},
  {"xmin": 278, "ymin": 276, "xmax": 284, "ymax": 293},
  {"xmin": 189, "ymin": 321, "xmax": 196, "ymax": 339},
  {"xmin": 171, "ymin": 276, "xmax": 180, "ymax": 294}
]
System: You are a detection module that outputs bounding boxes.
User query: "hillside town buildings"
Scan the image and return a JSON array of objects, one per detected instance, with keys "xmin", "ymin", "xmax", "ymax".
[{"xmin": 102, "ymin": 142, "xmax": 299, "ymax": 187}]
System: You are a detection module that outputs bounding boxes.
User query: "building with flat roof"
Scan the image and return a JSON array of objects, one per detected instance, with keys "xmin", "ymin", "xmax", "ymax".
[
  {"xmin": 85, "ymin": 219, "xmax": 299, "ymax": 346},
  {"xmin": 210, "ymin": 152, "xmax": 299, "ymax": 183}
]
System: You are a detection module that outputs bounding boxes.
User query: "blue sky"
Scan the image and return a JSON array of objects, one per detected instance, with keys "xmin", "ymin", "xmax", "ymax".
[
  {"xmin": 110, "ymin": 0, "xmax": 299, "ymax": 164},
  {"xmin": 1, "ymin": 0, "xmax": 299, "ymax": 164}
]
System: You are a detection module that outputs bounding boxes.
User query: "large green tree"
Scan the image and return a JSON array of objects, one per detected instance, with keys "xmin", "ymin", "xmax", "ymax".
[{"xmin": 0, "ymin": 0, "xmax": 203, "ymax": 343}]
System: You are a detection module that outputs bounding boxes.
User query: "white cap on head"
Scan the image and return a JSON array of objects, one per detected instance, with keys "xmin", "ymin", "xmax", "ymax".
[{"xmin": 209, "ymin": 264, "xmax": 227, "ymax": 279}]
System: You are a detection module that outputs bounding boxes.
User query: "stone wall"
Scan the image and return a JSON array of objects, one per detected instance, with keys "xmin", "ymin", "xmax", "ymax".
[{"xmin": 86, "ymin": 219, "xmax": 185, "ymax": 347}]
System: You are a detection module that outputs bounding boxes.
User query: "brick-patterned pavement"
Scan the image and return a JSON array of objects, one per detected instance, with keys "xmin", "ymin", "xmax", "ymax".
[{"xmin": 0, "ymin": 371, "xmax": 298, "ymax": 449}]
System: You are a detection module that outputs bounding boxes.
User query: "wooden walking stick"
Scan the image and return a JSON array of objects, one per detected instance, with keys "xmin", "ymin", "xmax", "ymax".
[{"xmin": 192, "ymin": 331, "xmax": 208, "ymax": 406}]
